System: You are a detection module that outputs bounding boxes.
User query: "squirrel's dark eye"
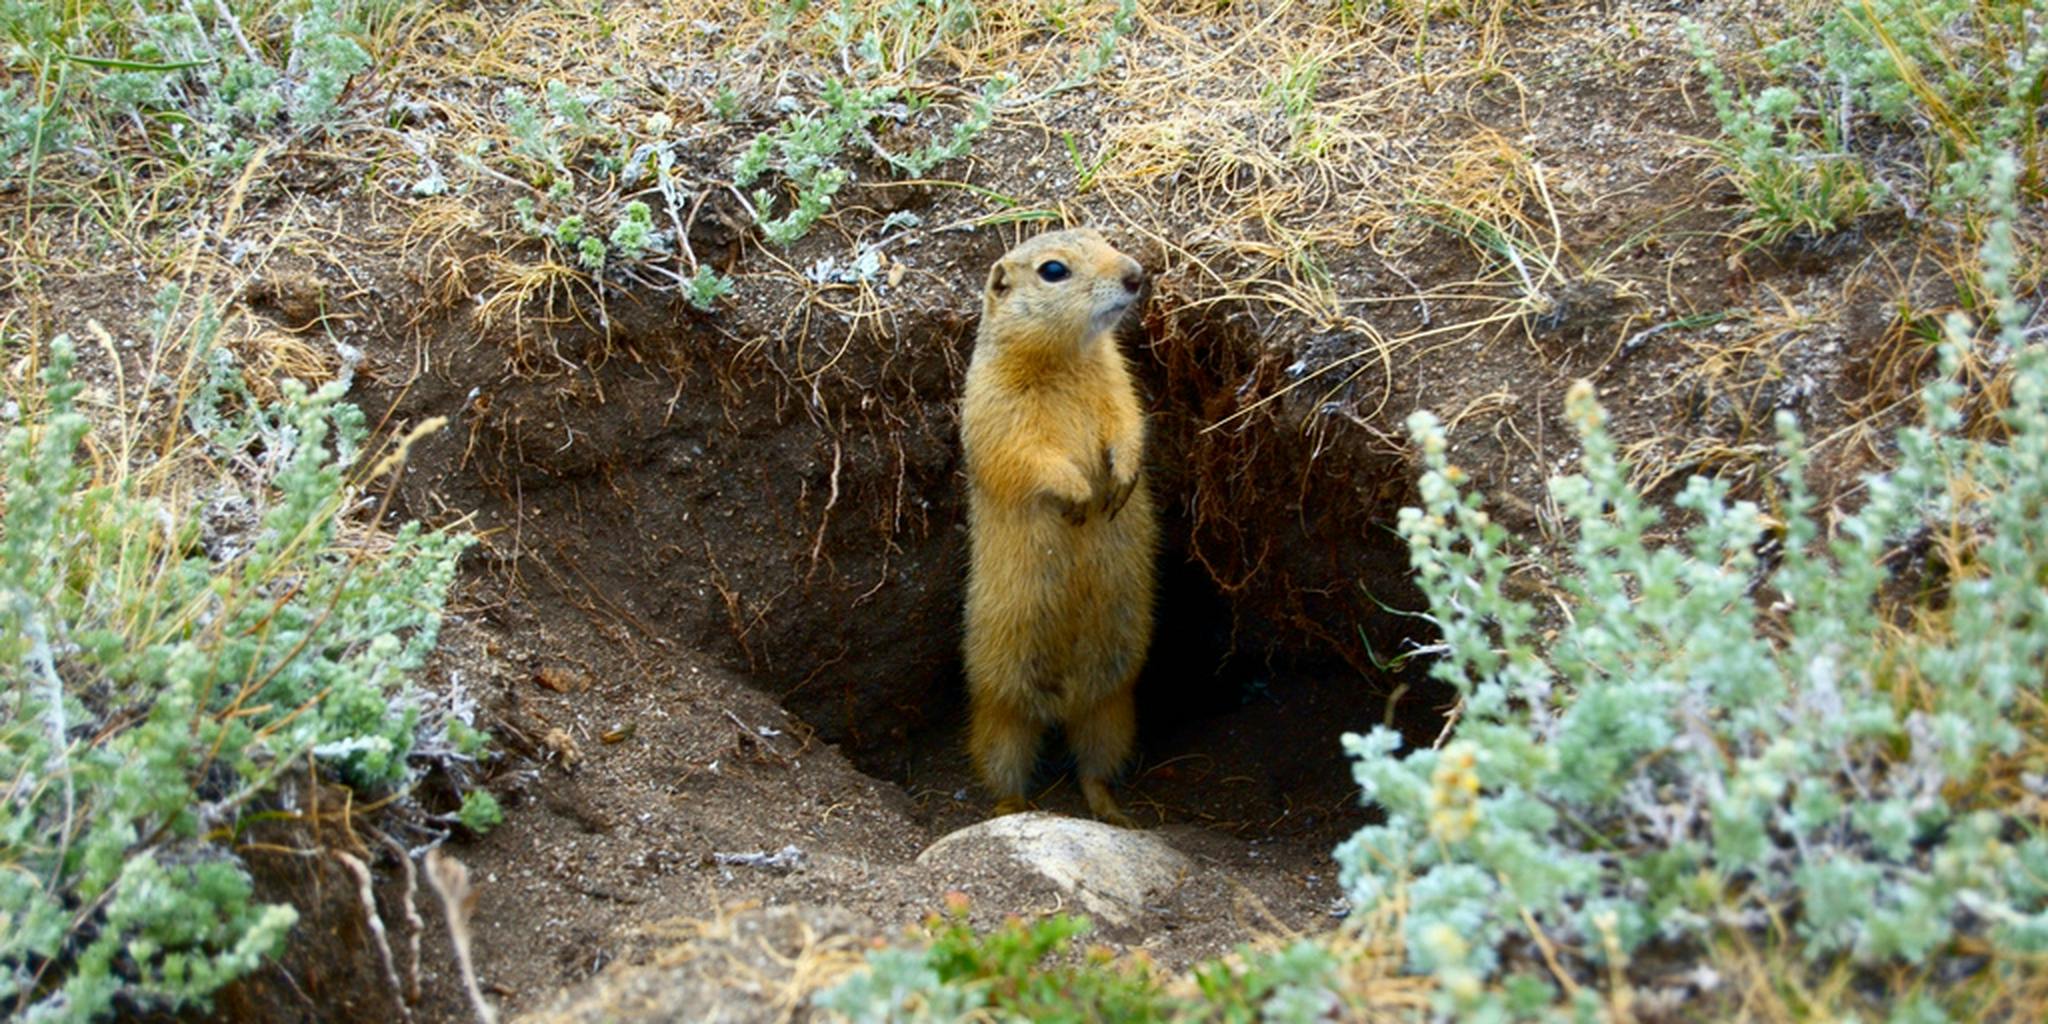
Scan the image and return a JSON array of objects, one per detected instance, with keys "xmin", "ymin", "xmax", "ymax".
[{"xmin": 1036, "ymin": 260, "xmax": 1070, "ymax": 283}]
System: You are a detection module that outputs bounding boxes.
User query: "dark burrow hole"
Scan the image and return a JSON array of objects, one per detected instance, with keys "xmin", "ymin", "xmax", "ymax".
[
  {"xmin": 889, "ymin": 524, "xmax": 1448, "ymax": 852},
  {"xmin": 372, "ymin": 284, "xmax": 1453, "ymax": 855}
]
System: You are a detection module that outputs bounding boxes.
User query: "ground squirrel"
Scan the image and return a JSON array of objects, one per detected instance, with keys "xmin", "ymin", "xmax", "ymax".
[{"xmin": 959, "ymin": 228, "xmax": 1158, "ymax": 827}]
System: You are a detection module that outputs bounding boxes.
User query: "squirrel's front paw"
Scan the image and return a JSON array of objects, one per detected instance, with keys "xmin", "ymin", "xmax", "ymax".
[{"xmin": 1099, "ymin": 446, "xmax": 1139, "ymax": 519}]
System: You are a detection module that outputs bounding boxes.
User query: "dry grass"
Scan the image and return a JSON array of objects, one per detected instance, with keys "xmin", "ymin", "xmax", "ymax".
[
  {"xmin": 500, "ymin": 900, "xmax": 883, "ymax": 1024},
  {"xmin": 1, "ymin": 0, "xmax": 1752, "ymax": 449},
  {"xmin": 332, "ymin": 0, "xmax": 1708, "ymax": 415}
]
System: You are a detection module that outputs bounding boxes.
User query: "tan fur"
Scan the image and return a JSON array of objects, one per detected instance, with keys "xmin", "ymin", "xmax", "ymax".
[{"xmin": 959, "ymin": 228, "xmax": 1158, "ymax": 827}]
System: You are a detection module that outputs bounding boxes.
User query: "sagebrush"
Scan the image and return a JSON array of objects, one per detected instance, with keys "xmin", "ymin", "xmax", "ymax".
[
  {"xmin": 1338, "ymin": 155, "xmax": 2045, "ymax": 1019},
  {"xmin": 0, "ymin": 296, "xmax": 474, "ymax": 1021},
  {"xmin": 0, "ymin": 0, "xmax": 379, "ymax": 180}
]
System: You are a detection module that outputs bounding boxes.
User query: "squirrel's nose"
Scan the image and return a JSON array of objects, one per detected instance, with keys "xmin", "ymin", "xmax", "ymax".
[{"xmin": 1121, "ymin": 270, "xmax": 1145, "ymax": 294}]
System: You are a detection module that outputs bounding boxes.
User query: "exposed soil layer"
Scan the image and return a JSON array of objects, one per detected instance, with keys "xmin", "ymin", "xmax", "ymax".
[
  {"xmin": 328, "ymin": 241, "xmax": 1449, "ymax": 1017},
  {"xmin": 367, "ymin": 222, "xmax": 1441, "ymax": 757}
]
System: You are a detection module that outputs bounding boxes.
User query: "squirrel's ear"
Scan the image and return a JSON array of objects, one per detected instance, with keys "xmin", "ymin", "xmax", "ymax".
[{"xmin": 986, "ymin": 260, "xmax": 1011, "ymax": 297}]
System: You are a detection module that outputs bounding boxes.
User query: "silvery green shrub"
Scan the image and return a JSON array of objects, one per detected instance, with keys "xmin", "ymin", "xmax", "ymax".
[
  {"xmin": 1, "ymin": 0, "xmax": 374, "ymax": 179},
  {"xmin": 1684, "ymin": 0, "xmax": 2047, "ymax": 242},
  {"xmin": 731, "ymin": 0, "xmax": 1019, "ymax": 246},
  {"xmin": 1338, "ymin": 155, "xmax": 2045, "ymax": 1019},
  {"xmin": 1, "ymin": 311, "xmax": 470, "ymax": 1021}
]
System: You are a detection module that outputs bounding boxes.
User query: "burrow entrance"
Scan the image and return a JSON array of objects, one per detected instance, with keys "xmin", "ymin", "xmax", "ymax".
[{"xmin": 361, "ymin": 241, "xmax": 1451, "ymax": 860}]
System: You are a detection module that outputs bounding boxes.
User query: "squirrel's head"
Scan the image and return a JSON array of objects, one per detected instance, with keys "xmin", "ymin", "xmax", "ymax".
[{"xmin": 981, "ymin": 228, "xmax": 1147, "ymax": 351}]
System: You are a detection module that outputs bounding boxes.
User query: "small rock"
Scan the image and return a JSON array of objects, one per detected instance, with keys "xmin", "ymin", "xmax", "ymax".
[
  {"xmin": 916, "ymin": 813, "xmax": 1192, "ymax": 926},
  {"xmin": 712, "ymin": 844, "xmax": 806, "ymax": 875}
]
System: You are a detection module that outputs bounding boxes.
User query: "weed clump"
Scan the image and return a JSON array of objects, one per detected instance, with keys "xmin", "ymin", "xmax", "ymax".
[
  {"xmin": 1, "ymin": 0, "xmax": 377, "ymax": 180},
  {"xmin": 1687, "ymin": 0, "xmax": 2047, "ymax": 244},
  {"xmin": 0, "ymin": 296, "xmax": 475, "ymax": 1021},
  {"xmin": 731, "ymin": 0, "xmax": 1012, "ymax": 247},
  {"xmin": 816, "ymin": 898, "xmax": 1352, "ymax": 1022}
]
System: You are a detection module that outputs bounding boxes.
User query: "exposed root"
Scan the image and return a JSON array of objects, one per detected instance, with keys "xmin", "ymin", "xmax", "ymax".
[
  {"xmin": 426, "ymin": 848, "xmax": 500, "ymax": 1024},
  {"xmin": 334, "ymin": 850, "xmax": 414, "ymax": 1024},
  {"xmin": 376, "ymin": 829, "xmax": 427, "ymax": 1005}
]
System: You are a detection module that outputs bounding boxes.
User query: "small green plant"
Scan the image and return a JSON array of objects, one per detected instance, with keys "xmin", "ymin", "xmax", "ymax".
[
  {"xmin": 500, "ymin": 81, "xmax": 623, "ymax": 183},
  {"xmin": 731, "ymin": 0, "xmax": 1017, "ymax": 246},
  {"xmin": 290, "ymin": 0, "xmax": 372, "ymax": 124},
  {"xmin": 1071, "ymin": 0, "xmax": 1139, "ymax": 82},
  {"xmin": 1, "ymin": 294, "xmax": 474, "ymax": 1021},
  {"xmin": 456, "ymin": 789, "xmax": 505, "ymax": 834},
  {"xmin": 1061, "ymin": 131, "xmax": 1115, "ymax": 193},
  {"xmin": 1188, "ymin": 940, "xmax": 1346, "ymax": 1022},
  {"xmin": 711, "ymin": 84, "xmax": 745, "ymax": 120},
  {"xmin": 1338, "ymin": 155, "xmax": 2047, "ymax": 1018},
  {"xmin": 684, "ymin": 265, "xmax": 737, "ymax": 311},
  {"xmin": 544, "ymin": 215, "xmax": 609, "ymax": 270},
  {"xmin": 1264, "ymin": 52, "xmax": 1330, "ymax": 160},
  {"xmin": 735, "ymin": 72, "xmax": 1009, "ymax": 245},
  {"xmin": 873, "ymin": 76, "xmax": 1009, "ymax": 176},
  {"xmin": 1686, "ymin": 21, "xmax": 1880, "ymax": 245},
  {"xmin": 0, "ymin": 0, "xmax": 381, "ymax": 182},
  {"xmin": 817, "ymin": 0, "xmax": 979, "ymax": 76},
  {"xmin": 1039, "ymin": 0, "xmax": 1075, "ymax": 33},
  {"xmin": 510, "ymin": 194, "xmax": 672, "ymax": 276},
  {"xmin": 445, "ymin": 717, "xmax": 492, "ymax": 758},
  {"xmin": 0, "ymin": 78, "xmax": 64, "ymax": 173},
  {"xmin": 733, "ymin": 78, "xmax": 889, "ymax": 246},
  {"xmin": 1686, "ymin": 0, "xmax": 2047, "ymax": 243},
  {"xmin": 502, "ymin": 87, "xmax": 564, "ymax": 175},
  {"xmin": 608, "ymin": 200, "xmax": 660, "ymax": 260}
]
